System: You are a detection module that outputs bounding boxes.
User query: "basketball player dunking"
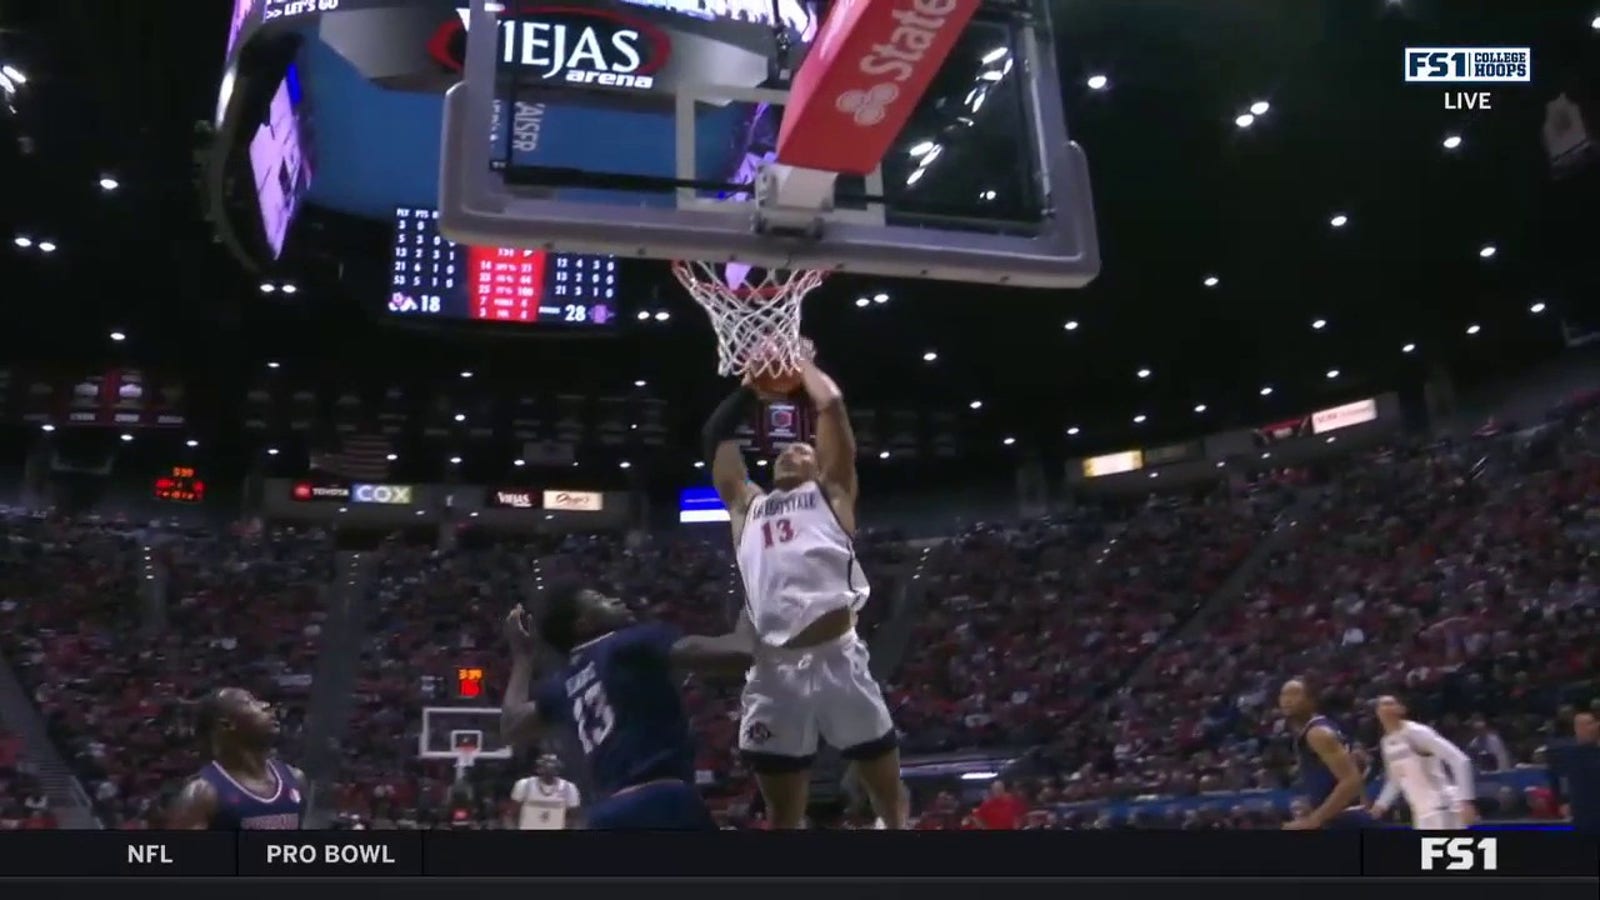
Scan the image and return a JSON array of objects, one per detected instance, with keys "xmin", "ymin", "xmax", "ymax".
[
  {"xmin": 500, "ymin": 583, "xmax": 753, "ymax": 829},
  {"xmin": 703, "ymin": 357, "xmax": 907, "ymax": 829},
  {"xmin": 167, "ymin": 687, "xmax": 304, "ymax": 830},
  {"xmin": 1278, "ymin": 677, "xmax": 1375, "ymax": 830}
]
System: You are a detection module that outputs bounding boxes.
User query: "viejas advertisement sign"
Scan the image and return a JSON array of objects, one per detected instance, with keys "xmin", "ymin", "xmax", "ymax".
[
  {"xmin": 487, "ymin": 488, "xmax": 538, "ymax": 509},
  {"xmin": 431, "ymin": 5, "xmax": 673, "ymax": 90},
  {"xmin": 309, "ymin": 0, "xmax": 784, "ymax": 95}
]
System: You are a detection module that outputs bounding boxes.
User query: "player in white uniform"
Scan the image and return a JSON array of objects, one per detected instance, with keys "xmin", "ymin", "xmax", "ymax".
[
  {"xmin": 702, "ymin": 357, "xmax": 904, "ymax": 830},
  {"xmin": 509, "ymin": 753, "xmax": 582, "ymax": 830},
  {"xmin": 1370, "ymin": 695, "xmax": 1479, "ymax": 830}
]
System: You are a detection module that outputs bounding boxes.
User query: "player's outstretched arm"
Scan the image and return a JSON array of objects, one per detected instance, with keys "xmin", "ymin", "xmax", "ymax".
[
  {"xmin": 702, "ymin": 385, "xmax": 761, "ymax": 517},
  {"xmin": 1286, "ymin": 726, "xmax": 1365, "ymax": 829},
  {"xmin": 501, "ymin": 605, "xmax": 543, "ymax": 748},
  {"xmin": 166, "ymin": 777, "xmax": 220, "ymax": 829},
  {"xmin": 797, "ymin": 360, "xmax": 858, "ymax": 506},
  {"xmin": 1370, "ymin": 766, "xmax": 1400, "ymax": 819},
  {"xmin": 669, "ymin": 611, "xmax": 756, "ymax": 674}
]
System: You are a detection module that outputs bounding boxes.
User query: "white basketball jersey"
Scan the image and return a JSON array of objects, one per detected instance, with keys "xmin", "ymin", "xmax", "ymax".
[
  {"xmin": 1380, "ymin": 724, "xmax": 1453, "ymax": 813},
  {"xmin": 737, "ymin": 481, "xmax": 869, "ymax": 646},
  {"xmin": 511, "ymin": 777, "xmax": 579, "ymax": 830}
]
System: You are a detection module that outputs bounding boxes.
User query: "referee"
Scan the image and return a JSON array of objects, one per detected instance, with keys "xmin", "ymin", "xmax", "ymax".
[{"xmin": 1546, "ymin": 711, "xmax": 1600, "ymax": 835}]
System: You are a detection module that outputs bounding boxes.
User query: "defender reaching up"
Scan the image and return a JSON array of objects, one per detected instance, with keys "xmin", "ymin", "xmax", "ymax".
[{"xmin": 703, "ymin": 356, "xmax": 905, "ymax": 830}]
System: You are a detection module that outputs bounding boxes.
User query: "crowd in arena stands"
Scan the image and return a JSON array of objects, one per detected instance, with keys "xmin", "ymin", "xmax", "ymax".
[
  {"xmin": 891, "ymin": 484, "xmax": 1293, "ymax": 755},
  {"xmin": 1, "ymin": 392, "xmax": 1596, "ymax": 830},
  {"xmin": 1004, "ymin": 399, "xmax": 1600, "ymax": 828},
  {"xmin": 0, "ymin": 515, "xmax": 331, "ymax": 827},
  {"xmin": 0, "ymin": 725, "xmax": 55, "ymax": 829}
]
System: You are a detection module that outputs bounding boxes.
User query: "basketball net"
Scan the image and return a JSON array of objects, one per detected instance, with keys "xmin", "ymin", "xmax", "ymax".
[
  {"xmin": 453, "ymin": 747, "xmax": 478, "ymax": 783},
  {"xmin": 672, "ymin": 260, "xmax": 826, "ymax": 378}
]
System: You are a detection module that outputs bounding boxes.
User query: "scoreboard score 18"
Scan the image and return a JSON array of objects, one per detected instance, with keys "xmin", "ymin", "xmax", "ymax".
[{"xmin": 153, "ymin": 466, "xmax": 205, "ymax": 503}]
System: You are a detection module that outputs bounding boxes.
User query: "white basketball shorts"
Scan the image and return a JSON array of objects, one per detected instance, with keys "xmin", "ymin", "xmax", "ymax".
[
  {"xmin": 1412, "ymin": 807, "xmax": 1463, "ymax": 830},
  {"xmin": 737, "ymin": 630, "xmax": 896, "ymax": 769}
]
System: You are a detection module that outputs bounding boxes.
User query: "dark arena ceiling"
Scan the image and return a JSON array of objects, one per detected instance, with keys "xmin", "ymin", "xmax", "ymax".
[{"xmin": 1, "ymin": 0, "xmax": 1598, "ymax": 494}]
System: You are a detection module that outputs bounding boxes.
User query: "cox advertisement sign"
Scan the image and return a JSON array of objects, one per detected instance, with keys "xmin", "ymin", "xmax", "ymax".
[{"xmin": 291, "ymin": 481, "xmax": 416, "ymax": 504}]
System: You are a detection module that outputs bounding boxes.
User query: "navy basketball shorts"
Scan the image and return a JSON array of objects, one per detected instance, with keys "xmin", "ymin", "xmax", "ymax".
[{"xmin": 586, "ymin": 779, "xmax": 716, "ymax": 830}]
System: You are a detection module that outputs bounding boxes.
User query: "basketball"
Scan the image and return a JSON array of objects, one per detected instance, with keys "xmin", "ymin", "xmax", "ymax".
[{"xmin": 751, "ymin": 366, "xmax": 803, "ymax": 397}]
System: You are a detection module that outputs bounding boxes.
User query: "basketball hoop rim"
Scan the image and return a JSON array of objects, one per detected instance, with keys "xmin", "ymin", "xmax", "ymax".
[{"xmin": 669, "ymin": 259, "xmax": 829, "ymax": 298}]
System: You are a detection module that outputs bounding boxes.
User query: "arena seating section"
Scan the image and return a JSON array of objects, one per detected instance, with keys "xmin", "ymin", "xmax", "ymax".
[{"xmin": 1, "ymin": 395, "xmax": 1595, "ymax": 829}]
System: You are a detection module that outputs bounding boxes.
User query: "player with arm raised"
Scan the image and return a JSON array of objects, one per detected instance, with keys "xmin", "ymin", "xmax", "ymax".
[
  {"xmin": 702, "ymin": 357, "xmax": 906, "ymax": 830},
  {"xmin": 499, "ymin": 584, "xmax": 752, "ymax": 830},
  {"xmin": 1370, "ymin": 694, "xmax": 1479, "ymax": 830},
  {"xmin": 1279, "ymin": 677, "xmax": 1375, "ymax": 830}
]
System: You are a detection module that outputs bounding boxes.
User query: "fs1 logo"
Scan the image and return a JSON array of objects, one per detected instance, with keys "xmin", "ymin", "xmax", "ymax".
[
  {"xmin": 1405, "ymin": 47, "xmax": 1531, "ymax": 83},
  {"xmin": 1420, "ymin": 837, "xmax": 1498, "ymax": 872}
]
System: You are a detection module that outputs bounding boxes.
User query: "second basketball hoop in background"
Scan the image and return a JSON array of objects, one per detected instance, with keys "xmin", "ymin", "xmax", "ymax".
[{"xmin": 672, "ymin": 260, "xmax": 826, "ymax": 380}]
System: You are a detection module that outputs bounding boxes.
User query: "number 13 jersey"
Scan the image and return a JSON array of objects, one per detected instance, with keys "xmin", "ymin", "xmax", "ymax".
[
  {"xmin": 534, "ymin": 623, "xmax": 696, "ymax": 797},
  {"xmin": 736, "ymin": 481, "xmax": 870, "ymax": 647}
]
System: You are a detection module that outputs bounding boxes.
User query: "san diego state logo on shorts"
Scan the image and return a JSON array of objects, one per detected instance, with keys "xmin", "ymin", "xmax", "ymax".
[{"xmin": 744, "ymin": 722, "xmax": 773, "ymax": 745}]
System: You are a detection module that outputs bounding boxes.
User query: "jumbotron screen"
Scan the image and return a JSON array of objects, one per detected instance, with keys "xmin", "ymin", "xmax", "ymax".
[
  {"xmin": 248, "ymin": 65, "xmax": 312, "ymax": 259},
  {"xmin": 387, "ymin": 207, "xmax": 619, "ymax": 327}
]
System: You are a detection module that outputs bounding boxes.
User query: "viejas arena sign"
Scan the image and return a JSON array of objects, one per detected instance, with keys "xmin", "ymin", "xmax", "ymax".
[
  {"xmin": 432, "ymin": 5, "xmax": 672, "ymax": 90},
  {"xmin": 309, "ymin": 0, "xmax": 781, "ymax": 95}
]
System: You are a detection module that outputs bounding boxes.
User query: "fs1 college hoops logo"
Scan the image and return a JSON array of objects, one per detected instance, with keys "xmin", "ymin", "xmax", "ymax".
[{"xmin": 1404, "ymin": 47, "xmax": 1530, "ymax": 113}]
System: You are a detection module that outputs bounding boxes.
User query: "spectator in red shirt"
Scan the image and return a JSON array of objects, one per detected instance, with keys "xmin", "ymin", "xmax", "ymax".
[{"xmin": 974, "ymin": 780, "xmax": 1026, "ymax": 829}]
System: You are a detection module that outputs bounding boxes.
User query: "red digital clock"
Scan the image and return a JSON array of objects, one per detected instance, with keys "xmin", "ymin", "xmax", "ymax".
[
  {"xmin": 153, "ymin": 466, "xmax": 205, "ymax": 503},
  {"xmin": 456, "ymin": 666, "xmax": 485, "ymax": 700}
]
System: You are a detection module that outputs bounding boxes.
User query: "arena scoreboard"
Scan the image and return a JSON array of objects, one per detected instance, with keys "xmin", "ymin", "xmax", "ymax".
[
  {"xmin": 153, "ymin": 466, "xmax": 205, "ymax": 503},
  {"xmin": 388, "ymin": 207, "xmax": 618, "ymax": 327}
]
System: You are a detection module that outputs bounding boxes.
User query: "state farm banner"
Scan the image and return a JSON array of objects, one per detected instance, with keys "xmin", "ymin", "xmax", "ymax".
[
  {"xmin": 778, "ymin": 0, "xmax": 982, "ymax": 175},
  {"xmin": 543, "ymin": 489, "xmax": 604, "ymax": 512},
  {"xmin": 486, "ymin": 487, "xmax": 538, "ymax": 509}
]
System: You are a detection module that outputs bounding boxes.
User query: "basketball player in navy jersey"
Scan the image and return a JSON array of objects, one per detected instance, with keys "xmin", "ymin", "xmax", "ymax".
[
  {"xmin": 703, "ymin": 357, "xmax": 907, "ymax": 830},
  {"xmin": 1278, "ymin": 677, "xmax": 1374, "ymax": 830},
  {"xmin": 167, "ymin": 687, "xmax": 304, "ymax": 830},
  {"xmin": 500, "ymin": 583, "xmax": 752, "ymax": 829}
]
